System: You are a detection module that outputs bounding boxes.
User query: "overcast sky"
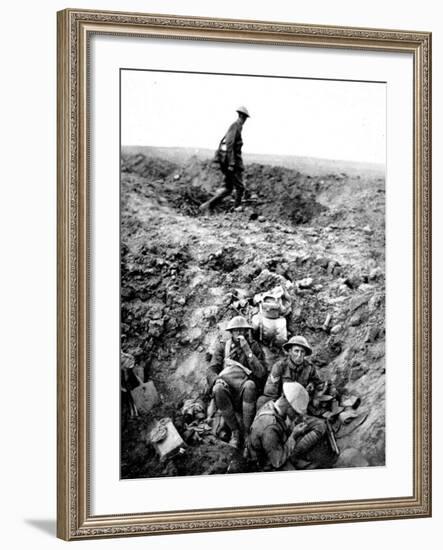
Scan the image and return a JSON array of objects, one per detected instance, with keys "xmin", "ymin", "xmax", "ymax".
[{"xmin": 121, "ymin": 69, "xmax": 386, "ymax": 165}]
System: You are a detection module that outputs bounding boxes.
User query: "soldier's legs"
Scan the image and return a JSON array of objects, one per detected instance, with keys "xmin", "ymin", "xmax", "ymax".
[
  {"xmin": 199, "ymin": 186, "xmax": 231, "ymax": 211},
  {"xmin": 200, "ymin": 169, "xmax": 243, "ymax": 211},
  {"xmin": 198, "ymin": 165, "xmax": 232, "ymax": 211},
  {"xmin": 231, "ymin": 171, "xmax": 245, "ymax": 207},
  {"xmin": 213, "ymin": 382, "xmax": 239, "ymax": 433},
  {"xmin": 242, "ymin": 380, "xmax": 257, "ymax": 433}
]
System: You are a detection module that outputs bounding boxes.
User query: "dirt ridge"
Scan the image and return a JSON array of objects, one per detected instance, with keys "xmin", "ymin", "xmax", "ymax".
[{"xmin": 121, "ymin": 151, "xmax": 386, "ymax": 478}]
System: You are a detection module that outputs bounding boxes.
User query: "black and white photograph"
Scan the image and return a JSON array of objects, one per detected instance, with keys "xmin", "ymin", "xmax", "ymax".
[{"xmin": 120, "ymin": 68, "xmax": 386, "ymax": 479}]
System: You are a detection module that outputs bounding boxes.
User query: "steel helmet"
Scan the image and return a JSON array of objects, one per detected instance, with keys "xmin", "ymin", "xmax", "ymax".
[
  {"xmin": 236, "ymin": 106, "xmax": 250, "ymax": 118},
  {"xmin": 283, "ymin": 382, "xmax": 309, "ymax": 414},
  {"xmin": 226, "ymin": 315, "xmax": 252, "ymax": 331},
  {"xmin": 283, "ymin": 335, "xmax": 313, "ymax": 355}
]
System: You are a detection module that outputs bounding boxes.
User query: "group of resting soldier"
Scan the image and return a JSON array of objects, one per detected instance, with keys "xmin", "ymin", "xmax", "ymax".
[
  {"xmin": 207, "ymin": 314, "xmax": 334, "ymax": 471},
  {"xmin": 199, "ymin": 107, "xmax": 337, "ymax": 470}
]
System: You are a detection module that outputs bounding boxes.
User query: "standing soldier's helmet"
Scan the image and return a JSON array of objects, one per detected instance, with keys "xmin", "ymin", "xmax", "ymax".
[
  {"xmin": 283, "ymin": 382, "xmax": 309, "ymax": 414},
  {"xmin": 282, "ymin": 335, "xmax": 313, "ymax": 355},
  {"xmin": 236, "ymin": 106, "xmax": 250, "ymax": 118},
  {"xmin": 226, "ymin": 316, "xmax": 253, "ymax": 331}
]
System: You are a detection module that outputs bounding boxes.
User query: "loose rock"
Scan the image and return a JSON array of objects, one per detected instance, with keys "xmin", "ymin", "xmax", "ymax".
[
  {"xmin": 331, "ymin": 324, "xmax": 342, "ymax": 334},
  {"xmin": 297, "ymin": 277, "xmax": 313, "ymax": 289},
  {"xmin": 369, "ymin": 266, "xmax": 383, "ymax": 281},
  {"xmin": 349, "ymin": 312, "xmax": 363, "ymax": 326}
]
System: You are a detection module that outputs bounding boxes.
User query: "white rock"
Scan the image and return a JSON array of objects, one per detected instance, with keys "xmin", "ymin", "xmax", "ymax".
[
  {"xmin": 369, "ymin": 267, "xmax": 384, "ymax": 280},
  {"xmin": 297, "ymin": 277, "xmax": 313, "ymax": 289}
]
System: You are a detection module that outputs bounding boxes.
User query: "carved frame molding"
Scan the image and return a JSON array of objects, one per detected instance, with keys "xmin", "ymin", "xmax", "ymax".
[{"xmin": 57, "ymin": 9, "xmax": 431, "ymax": 540}]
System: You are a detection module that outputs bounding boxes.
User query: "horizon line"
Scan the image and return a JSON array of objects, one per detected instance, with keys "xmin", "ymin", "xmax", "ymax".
[{"xmin": 121, "ymin": 144, "xmax": 385, "ymax": 170}]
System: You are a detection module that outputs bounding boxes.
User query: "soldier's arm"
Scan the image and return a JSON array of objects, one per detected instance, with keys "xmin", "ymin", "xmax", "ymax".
[
  {"xmin": 224, "ymin": 123, "xmax": 239, "ymax": 169},
  {"xmin": 263, "ymin": 361, "xmax": 283, "ymax": 400},
  {"xmin": 206, "ymin": 343, "xmax": 225, "ymax": 389}
]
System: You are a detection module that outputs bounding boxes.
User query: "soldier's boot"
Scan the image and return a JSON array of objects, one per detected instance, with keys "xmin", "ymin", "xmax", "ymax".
[
  {"xmin": 234, "ymin": 187, "xmax": 244, "ymax": 208},
  {"xmin": 228, "ymin": 429, "xmax": 241, "ymax": 449}
]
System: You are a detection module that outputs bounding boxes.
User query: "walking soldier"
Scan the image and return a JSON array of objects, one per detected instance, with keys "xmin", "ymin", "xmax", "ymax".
[{"xmin": 200, "ymin": 106, "xmax": 250, "ymax": 212}]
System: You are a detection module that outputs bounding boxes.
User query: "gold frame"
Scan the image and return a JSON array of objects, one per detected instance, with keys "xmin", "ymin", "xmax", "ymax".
[{"xmin": 57, "ymin": 8, "xmax": 432, "ymax": 540}]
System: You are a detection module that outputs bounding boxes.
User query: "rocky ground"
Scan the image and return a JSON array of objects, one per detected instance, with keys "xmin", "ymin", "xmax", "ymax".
[{"xmin": 120, "ymin": 147, "xmax": 386, "ymax": 479}]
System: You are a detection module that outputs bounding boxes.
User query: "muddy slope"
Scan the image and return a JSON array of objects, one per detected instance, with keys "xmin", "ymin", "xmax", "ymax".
[{"xmin": 120, "ymin": 150, "xmax": 385, "ymax": 478}]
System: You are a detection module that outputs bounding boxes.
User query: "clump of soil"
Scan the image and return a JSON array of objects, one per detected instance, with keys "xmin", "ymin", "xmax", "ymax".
[{"xmin": 120, "ymin": 149, "xmax": 386, "ymax": 478}]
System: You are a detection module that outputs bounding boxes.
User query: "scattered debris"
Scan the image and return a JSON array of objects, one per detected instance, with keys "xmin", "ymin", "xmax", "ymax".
[
  {"xmin": 182, "ymin": 420, "xmax": 213, "ymax": 444},
  {"xmin": 369, "ymin": 266, "xmax": 383, "ymax": 281},
  {"xmin": 335, "ymin": 412, "xmax": 369, "ymax": 439},
  {"xmin": 349, "ymin": 312, "xmax": 363, "ymax": 326},
  {"xmin": 130, "ymin": 380, "xmax": 159, "ymax": 414},
  {"xmin": 149, "ymin": 418, "xmax": 185, "ymax": 459},
  {"xmin": 181, "ymin": 398, "xmax": 206, "ymax": 423},
  {"xmin": 340, "ymin": 395, "xmax": 361, "ymax": 409},
  {"xmin": 364, "ymin": 326, "xmax": 380, "ymax": 343},
  {"xmin": 322, "ymin": 399, "xmax": 344, "ymax": 420}
]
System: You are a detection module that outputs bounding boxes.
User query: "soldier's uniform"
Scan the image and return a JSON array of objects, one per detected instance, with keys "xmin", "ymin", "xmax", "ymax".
[
  {"xmin": 258, "ymin": 356, "xmax": 323, "ymax": 410},
  {"xmin": 208, "ymin": 337, "xmax": 266, "ymax": 398},
  {"xmin": 215, "ymin": 118, "xmax": 245, "ymax": 207},
  {"xmin": 249, "ymin": 401, "xmax": 291, "ymax": 469}
]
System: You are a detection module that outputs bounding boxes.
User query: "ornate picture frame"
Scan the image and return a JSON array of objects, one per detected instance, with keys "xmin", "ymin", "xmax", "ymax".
[{"xmin": 57, "ymin": 8, "xmax": 431, "ymax": 540}]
